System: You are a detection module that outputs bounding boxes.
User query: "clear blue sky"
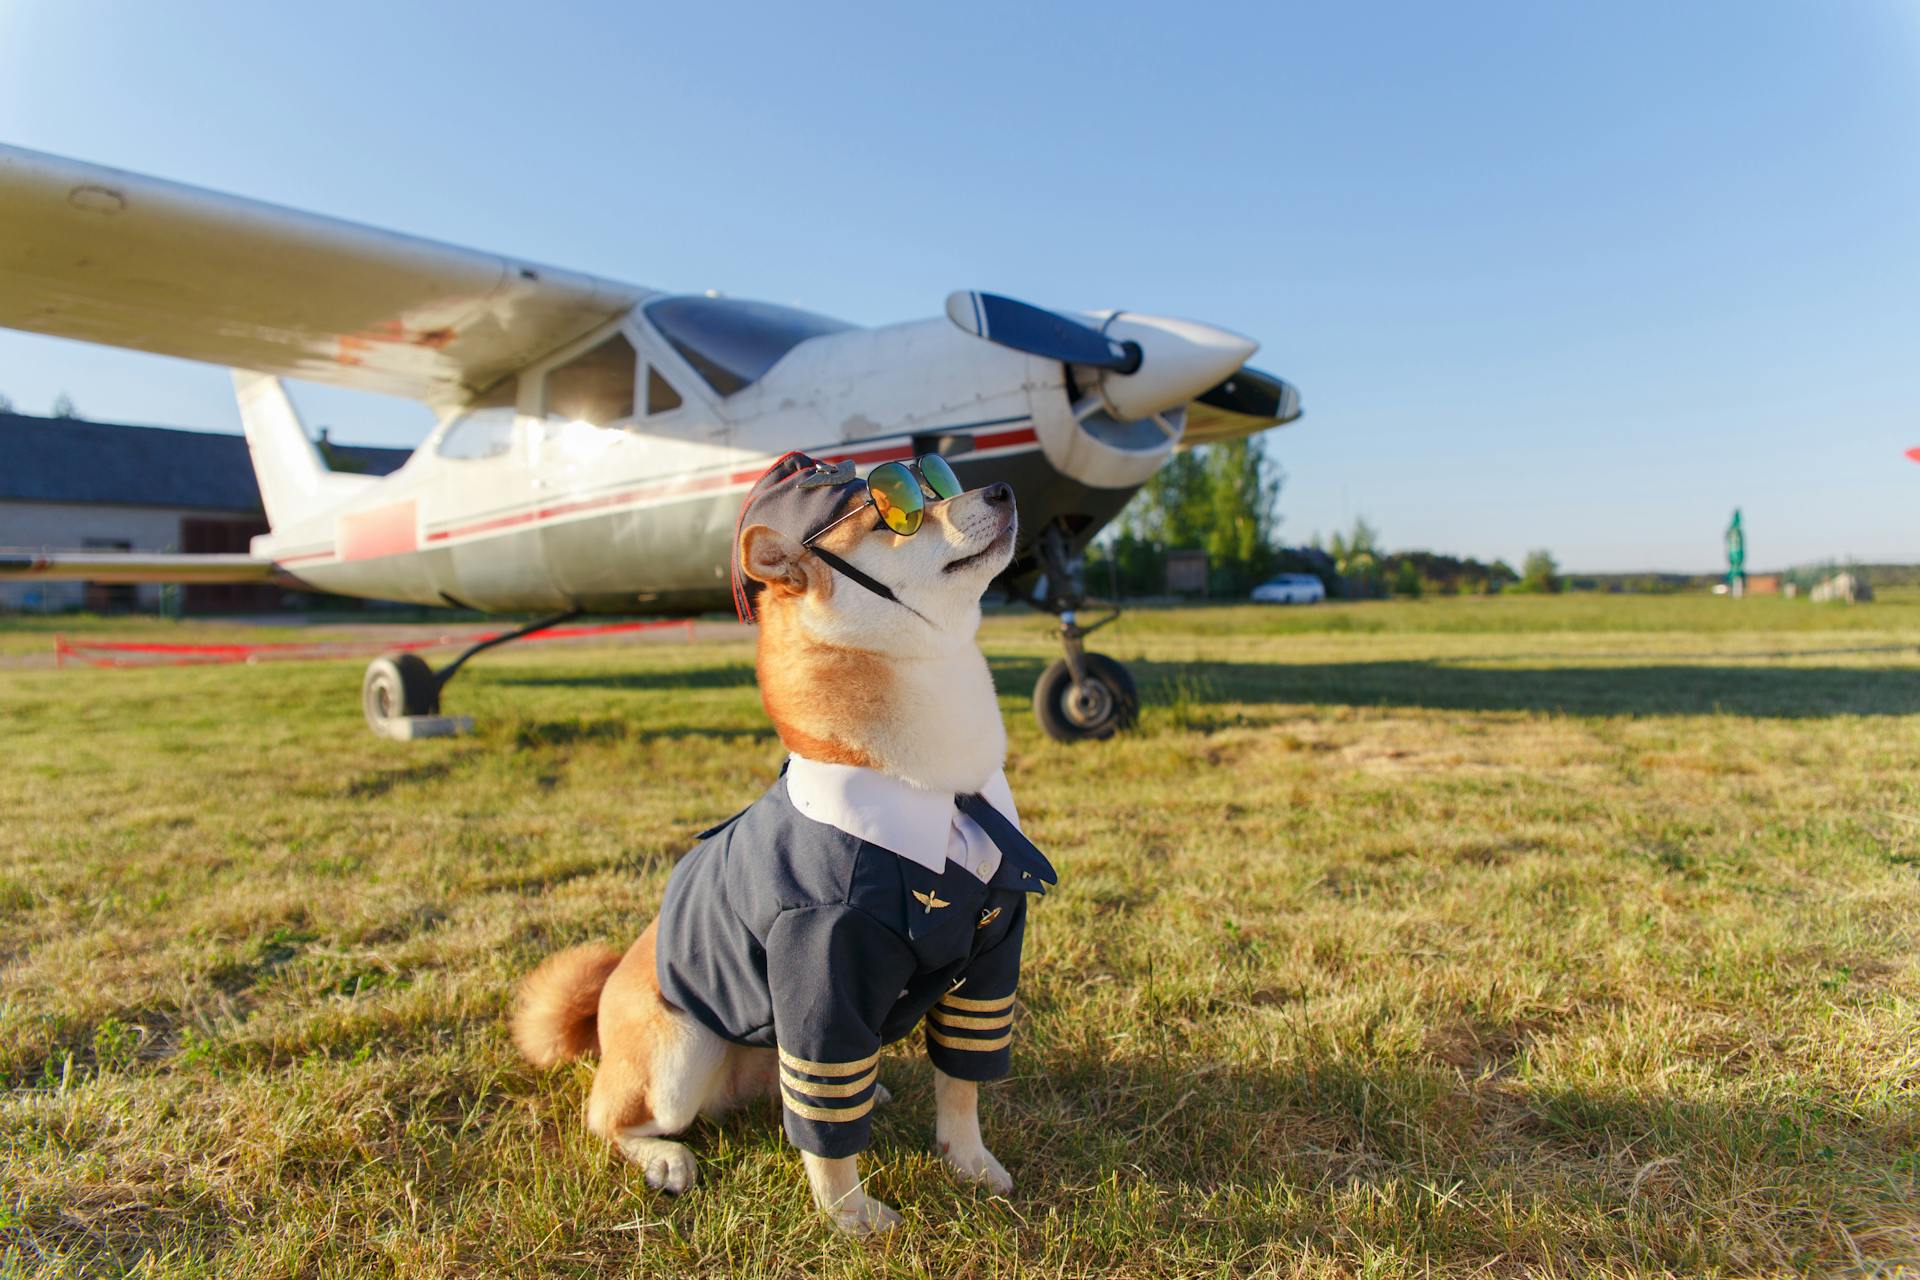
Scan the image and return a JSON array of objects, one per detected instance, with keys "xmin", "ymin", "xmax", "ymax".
[{"xmin": 2, "ymin": 1, "xmax": 1916, "ymax": 572}]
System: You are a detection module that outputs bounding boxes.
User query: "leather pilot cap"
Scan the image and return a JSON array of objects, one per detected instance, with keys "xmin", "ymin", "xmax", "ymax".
[{"xmin": 730, "ymin": 452, "xmax": 866, "ymax": 623}]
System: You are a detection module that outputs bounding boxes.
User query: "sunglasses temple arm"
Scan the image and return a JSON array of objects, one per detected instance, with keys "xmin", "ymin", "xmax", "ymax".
[
  {"xmin": 806, "ymin": 545, "xmax": 931, "ymax": 624},
  {"xmin": 801, "ymin": 499, "xmax": 870, "ymax": 547}
]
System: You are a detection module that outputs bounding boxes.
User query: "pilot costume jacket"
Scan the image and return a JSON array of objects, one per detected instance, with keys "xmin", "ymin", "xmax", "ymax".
[{"xmin": 656, "ymin": 755, "xmax": 1056, "ymax": 1159}]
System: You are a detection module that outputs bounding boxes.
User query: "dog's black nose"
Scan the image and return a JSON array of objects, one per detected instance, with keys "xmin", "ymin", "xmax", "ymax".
[{"xmin": 982, "ymin": 482, "xmax": 1014, "ymax": 507}]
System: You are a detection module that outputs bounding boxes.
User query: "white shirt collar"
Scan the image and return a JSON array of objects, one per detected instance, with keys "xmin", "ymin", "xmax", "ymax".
[{"xmin": 783, "ymin": 754, "xmax": 1020, "ymax": 880}]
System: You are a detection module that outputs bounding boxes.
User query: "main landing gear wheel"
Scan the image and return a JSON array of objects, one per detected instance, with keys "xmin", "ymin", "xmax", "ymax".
[
  {"xmin": 359, "ymin": 610, "xmax": 582, "ymax": 740},
  {"xmin": 1026, "ymin": 523, "xmax": 1139, "ymax": 744},
  {"xmin": 1033, "ymin": 651, "xmax": 1137, "ymax": 742},
  {"xmin": 362, "ymin": 653, "xmax": 439, "ymax": 734}
]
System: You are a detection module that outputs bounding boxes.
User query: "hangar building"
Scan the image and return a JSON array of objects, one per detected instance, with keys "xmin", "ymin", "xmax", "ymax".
[{"xmin": 0, "ymin": 411, "xmax": 409, "ymax": 613}]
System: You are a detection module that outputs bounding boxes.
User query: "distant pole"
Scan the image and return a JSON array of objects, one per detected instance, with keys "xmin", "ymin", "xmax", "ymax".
[{"xmin": 1725, "ymin": 508, "xmax": 1747, "ymax": 599}]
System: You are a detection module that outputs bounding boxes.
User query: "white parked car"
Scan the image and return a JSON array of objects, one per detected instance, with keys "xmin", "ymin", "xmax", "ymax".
[{"xmin": 1250, "ymin": 573, "xmax": 1327, "ymax": 605}]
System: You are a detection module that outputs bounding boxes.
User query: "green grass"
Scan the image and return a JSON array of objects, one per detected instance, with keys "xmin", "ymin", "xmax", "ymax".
[{"xmin": 3, "ymin": 596, "xmax": 1918, "ymax": 1278}]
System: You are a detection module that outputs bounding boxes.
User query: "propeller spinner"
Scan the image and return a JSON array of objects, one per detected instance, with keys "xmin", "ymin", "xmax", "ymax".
[{"xmin": 945, "ymin": 290, "xmax": 1276, "ymax": 437}]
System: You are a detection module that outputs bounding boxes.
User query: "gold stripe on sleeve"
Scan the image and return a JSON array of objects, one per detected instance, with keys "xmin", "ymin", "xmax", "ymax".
[
  {"xmin": 780, "ymin": 1090, "xmax": 878, "ymax": 1124},
  {"xmin": 928, "ymin": 1008, "xmax": 1013, "ymax": 1032},
  {"xmin": 779, "ymin": 1065, "xmax": 878, "ymax": 1099},
  {"xmin": 777, "ymin": 1047, "xmax": 881, "ymax": 1077},
  {"xmin": 927, "ymin": 1027, "xmax": 1013, "ymax": 1053},
  {"xmin": 938, "ymin": 992, "xmax": 1016, "ymax": 1013}
]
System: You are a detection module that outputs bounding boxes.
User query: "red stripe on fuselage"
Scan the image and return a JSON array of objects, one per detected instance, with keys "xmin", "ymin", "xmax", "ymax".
[
  {"xmin": 421, "ymin": 466, "xmax": 747, "ymax": 544},
  {"xmin": 968, "ymin": 426, "xmax": 1038, "ymax": 452}
]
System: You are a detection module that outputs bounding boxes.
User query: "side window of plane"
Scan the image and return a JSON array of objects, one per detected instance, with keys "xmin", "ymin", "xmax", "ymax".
[
  {"xmin": 644, "ymin": 364, "xmax": 683, "ymax": 416},
  {"xmin": 436, "ymin": 406, "xmax": 517, "ymax": 460},
  {"xmin": 544, "ymin": 333, "xmax": 637, "ymax": 426}
]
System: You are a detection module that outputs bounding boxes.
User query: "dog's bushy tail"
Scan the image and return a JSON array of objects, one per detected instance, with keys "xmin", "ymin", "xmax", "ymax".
[{"xmin": 512, "ymin": 944, "xmax": 624, "ymax": 1068}]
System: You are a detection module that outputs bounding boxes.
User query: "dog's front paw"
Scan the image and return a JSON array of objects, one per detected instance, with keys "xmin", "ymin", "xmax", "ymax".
[
  {"xmin": 645, "ymin": 1145, "xmax": 698, "ymax": 1194},
  {"xmin": 828, "ymin": 1192, "xmax": 902, "ymax": 1236},
  {"xmin": 804, "ymin": 1151, "xmax": 898, "ymax": 1235},
  {"xmin": 618, "ymin": 1135, "xmax": 699, "ymax": 1194},
  {"xmin": 940, "ymin": 1141, "xmax": 1013, "ymax": 1195}
]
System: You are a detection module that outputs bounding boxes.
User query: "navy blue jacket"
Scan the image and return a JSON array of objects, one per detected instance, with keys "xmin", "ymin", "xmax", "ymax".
[{"xmin": 655, "ymin": 773, "xmax": 1054, "ymax": 1158}]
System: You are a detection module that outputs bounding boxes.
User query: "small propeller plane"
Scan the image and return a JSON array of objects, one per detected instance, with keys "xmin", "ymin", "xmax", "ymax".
[{"xmin": 0, "ymin": 143, "xmax": 1301, "ymax": 741}]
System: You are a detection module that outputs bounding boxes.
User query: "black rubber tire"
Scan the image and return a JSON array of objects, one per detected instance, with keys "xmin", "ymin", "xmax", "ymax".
[
  {"xmin": 1032, "ymin": 652, "xmax": 1139, "ymax": 743},
  {"xmin": 363, "ymin": 652, "xmax": 439, "ymax": 733}
]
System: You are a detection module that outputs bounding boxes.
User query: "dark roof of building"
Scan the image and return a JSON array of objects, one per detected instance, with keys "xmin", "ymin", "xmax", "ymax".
[{"xmin": 0, "ymin": 413, "xmax": 412, "ymax": 513}]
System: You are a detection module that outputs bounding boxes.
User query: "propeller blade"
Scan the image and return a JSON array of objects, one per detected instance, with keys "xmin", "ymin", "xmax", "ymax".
[
  {"xmin": 945, "ymin": 291, "xmax": 1140, "ymax": 373},
  {"xmin": 1196, "ymin": 367, "xmax": 1301, "ymax": 424}
]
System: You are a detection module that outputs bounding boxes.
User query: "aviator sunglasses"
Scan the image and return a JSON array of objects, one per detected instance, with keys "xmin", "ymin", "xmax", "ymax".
[
  {"xmin": 793, "ymin": 454, "xmax": 969, "ymax": 622},
  {"xmin": 802, "ymin": 454, "xmax": 965, "ymax": 544}
]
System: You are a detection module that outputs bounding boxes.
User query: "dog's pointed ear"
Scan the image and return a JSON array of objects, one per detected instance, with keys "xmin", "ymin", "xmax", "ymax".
[{"xmin": 740, "ymin": 524, "xmax": 815, "ymax": 594}]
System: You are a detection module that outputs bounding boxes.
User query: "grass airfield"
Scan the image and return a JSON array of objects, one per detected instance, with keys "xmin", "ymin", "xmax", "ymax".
[{"xmin": 3, "ymin": 595, "xmax": 1918, "ymax": 1279}]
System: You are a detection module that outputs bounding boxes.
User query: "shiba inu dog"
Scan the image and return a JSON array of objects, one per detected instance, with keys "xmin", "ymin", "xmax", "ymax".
[{"xmin": 512, "ymin": 452, "xmax": 1052, "ymax": 1234}]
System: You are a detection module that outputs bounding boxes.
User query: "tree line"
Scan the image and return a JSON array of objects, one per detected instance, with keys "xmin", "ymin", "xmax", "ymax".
[{"xmin": 1087, "ymin": 441, "xmax": 1561, "ymax": 598}]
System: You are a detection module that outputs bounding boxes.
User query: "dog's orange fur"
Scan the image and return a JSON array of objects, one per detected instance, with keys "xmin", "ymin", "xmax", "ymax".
[
  {"xmin": 511, "ymin": 943, "xmax": 622, "ymax": 1068},
  {"xmin": 754, "ymin": 596, "xmax": 891, "ymax": 768},
  {"xmin": 582, "ymin": 922, "xmax": 668, "ymax": 1136}
]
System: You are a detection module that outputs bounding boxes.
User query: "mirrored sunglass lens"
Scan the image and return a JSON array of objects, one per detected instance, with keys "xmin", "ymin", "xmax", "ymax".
[
  {"xmin": 917, "ymin": 454, "xmax": 963, "ymax": 499},
  {"xmin": 868, "ymin": 463, "xmax": 923, "ymax": 535}
]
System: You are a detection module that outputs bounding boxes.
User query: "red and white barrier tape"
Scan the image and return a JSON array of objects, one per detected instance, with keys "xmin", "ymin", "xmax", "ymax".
[{"xmin": 54, "ymin": 619, "xmax": 697, "ymax": 669}]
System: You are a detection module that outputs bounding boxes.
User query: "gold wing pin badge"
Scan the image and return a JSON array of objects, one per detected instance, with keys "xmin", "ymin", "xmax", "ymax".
[{"xmin": 912, "ymin": 889, "xmax": 951, "ymax": 914}]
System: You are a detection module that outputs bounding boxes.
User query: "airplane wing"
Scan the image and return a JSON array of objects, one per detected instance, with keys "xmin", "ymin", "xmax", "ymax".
[
  {"xmin": 0, "ymin": 550, "xmax": 280, "ymax": 584},
  {"xmin": 0, "ymin": 144, "xmax": 652, "ymax": 405},
  {"xmin": 1182, "ymin": 367, "xmax": 1303, "ymax": 446}
]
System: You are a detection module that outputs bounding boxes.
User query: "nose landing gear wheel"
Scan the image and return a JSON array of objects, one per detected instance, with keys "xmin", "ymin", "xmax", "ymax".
[
  {"xmin": 1024, "ymin": 521, "xmax": 1137, "ymax": 743},
  {"xmin": 1033, "ymin": 652, "xmax": 1138, "ymax": 742},
  {"xmin": 362, "ymin": 652, "xmax": 440, "ymax": 735}
]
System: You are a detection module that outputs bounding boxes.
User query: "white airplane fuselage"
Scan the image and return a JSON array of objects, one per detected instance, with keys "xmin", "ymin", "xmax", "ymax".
[{"xmin": 262, "ymin": 308, "xmax": 1176, "ymax": 614}]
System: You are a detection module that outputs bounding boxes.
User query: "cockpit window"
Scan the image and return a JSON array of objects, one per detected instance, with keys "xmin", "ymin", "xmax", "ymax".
[
  {"xmin": 644, "ymin": 296, "xmax": 855, "ymax": 396},
  {"xmin": 544, "ymin": 333, "xmax": 637, "ymax": 425}
]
